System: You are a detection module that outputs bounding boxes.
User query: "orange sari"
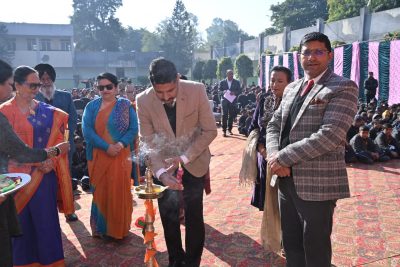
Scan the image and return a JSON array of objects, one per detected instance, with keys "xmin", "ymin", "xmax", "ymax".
[{"xmin": 88, "ymin": 103, "xmax": 133, "ymax": 239}]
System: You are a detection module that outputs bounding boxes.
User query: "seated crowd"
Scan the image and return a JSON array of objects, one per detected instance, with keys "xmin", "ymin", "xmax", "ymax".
[{"xmin": 346, "ymin": 99, "xmax": 400, "ymax": 164}]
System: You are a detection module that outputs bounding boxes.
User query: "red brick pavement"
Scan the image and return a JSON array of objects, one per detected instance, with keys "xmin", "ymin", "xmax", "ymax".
[{"xmin": 61, "ymin": 130, "xmax": 400, "ymax": 266}]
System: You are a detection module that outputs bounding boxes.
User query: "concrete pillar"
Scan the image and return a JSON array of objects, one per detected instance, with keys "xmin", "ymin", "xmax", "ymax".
[
  {"xmin": 239, "ymin": 38, "xmax": 244, "ymax": 54},
  {"xmin": 259, "ymin": 33, "xmax": 265, "ymax": 55},
  {"xmin": 316, "ymin": 18, "xmax": 324, "ymax": 33},
  {"xmin": 359, "ymin": 7, "xmax": 369, "ymax": 41},
  {"xmin": 283, "ymin": 26, "xmax": 291, "ymax": 52}
]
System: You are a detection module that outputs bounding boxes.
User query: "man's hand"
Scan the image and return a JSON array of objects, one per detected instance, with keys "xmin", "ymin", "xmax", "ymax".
[
  {"xmin": 0, "ymin": 195, "xmax": 7, "ymax": 205},
  {"xmin": 164, "ymin": 157, "xmax": 182, "ymax": 174},
  {"xmin": 268, "ymin": 153, "xmax": 291, "ymax": 177},
  {"xmin": 159, "ymin": 172, "xmax": 183, "ymax": 191}
]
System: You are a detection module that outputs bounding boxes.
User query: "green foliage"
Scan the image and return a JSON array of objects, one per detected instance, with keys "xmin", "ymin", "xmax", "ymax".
[
  {"xmin": 158, "ymin": 0, "xmax": 196, "ymax": 74},
  {"xmin": 270, "ymin": 0, "xmax": 328, "ymax": 31},
  {"xmin": 264, "ymin": 27, "xmax": 279, "ymax": 36},
  {"xmin": 71, "ymin": 0, "xmax": 125, "ymax": 51},
  {"xmin": 331, "ymin": 40, "xmax": 347, "ymax": 48},
  {"xmin": 0, "ymin": 24, "xmax": 14, "ymax": 64},
  {"xmin": 136, "ymin": 75, "xmax": 150, "ymax": 86},
  {"xmin": 141, "ymin": 31, "xmax": 162, "ymax": 52},
  {"xmin": 289, "ymin": 45, "xmax": 299, "ymax": 52},
  {"xmin": 192, "ymin": 61, "xmax": 205, "ymax": 81},
  {"xmin": 202, "ymin": 59, "xmax": 217, "ymax": 83},
  {"xmin": 206, "ymin": 18, "xmax": 254, "ymax": 47},
  {"xmin": 217, "ymin": 57, "xmax": 234, "ymax": 80},
  {"xmin": 234, "ymin": 54, "xmax": 254, "ymax": 86},
  {"xmin": 119, "ymin": 27, "xmax": 146, "ymax": 52},
  {"xmin": 368, "ymin": 0, "xmax": 400, "ymax": 12},
  {"xmin": 384, "ymin": 31, "xmax": 400, "ymax": 41},
  {"xmin": 264, "ymin": 49, "xmax": 273, "ymax": 55},
  {"xmin": 327, "ymin": 0, "xmax": 367, "ymax": 22}
]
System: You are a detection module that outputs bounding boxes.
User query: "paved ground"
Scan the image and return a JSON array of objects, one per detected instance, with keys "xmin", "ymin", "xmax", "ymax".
[{"xmin": 61, "ymin": 129, "xmax": 400, "ymax": 266}]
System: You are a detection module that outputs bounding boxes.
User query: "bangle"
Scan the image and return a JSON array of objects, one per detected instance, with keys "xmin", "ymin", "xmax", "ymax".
[
  {"xmin": 55, "ymin": 147, "xmax": 61, "ymax": 156},
  {"xmin": 45, "ymin": 147, "xmax": 58, "ymax": 158}
]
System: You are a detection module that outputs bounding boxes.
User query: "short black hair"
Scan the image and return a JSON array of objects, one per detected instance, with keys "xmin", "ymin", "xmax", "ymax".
[
  {"xmin": 359, "ymin": 125, "xmax": 370, "ymax": 132},
  {"xmin": 270, "ymin": 65, "xmax": 293, "ymax": 83},
  {"xmin": 0, "ymin": 59, "xmax": 13, "ymax": 84},
  {"xmin": 14, "ymin": 66, "xmax": 38, "ymax": 85},
  {"xmin": 97, "ymin": 72, "xmax": 119, "ymax": 87},
  {"xmin": 34, "ymin": 63, "xmax": 56, "ymax": 82},
  {"xmin": 299, "ymin": 32, "xmax": 332, "ymax": 53},
  {"xmin": 382, "ymin": 123, "xmax": 393, "ymax": 129},
  {"xmin": 149, "ymin": 58, "xmax": 177, "ymax": 85}
]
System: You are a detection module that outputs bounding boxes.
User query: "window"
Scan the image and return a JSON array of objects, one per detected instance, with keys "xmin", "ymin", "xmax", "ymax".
[
  {"xmin": 40, "ymin": 39, "xmax": 51, "ymax": 51},
  {"xmin": 60, "ymin": 39, "xmax": 71, "ymax": 51},
  {"xmin": 7, "ymin": 38, "xmax": 16, "ymax": 51},
  {"xmin": 27, "ymin": 39, "xmax": 37, "ymax": 50}
]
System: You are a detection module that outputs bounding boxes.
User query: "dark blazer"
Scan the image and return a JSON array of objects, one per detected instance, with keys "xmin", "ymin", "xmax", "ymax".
[
  {"xmin": 266, "ymin": 69, "xmax": 358, "ymax": 201},
  {"xmin": 35, "ymin": 90, "xmax": 78, "ymax": 149},
  {"xmin": 218, "ymin": 78, "xmax": 241, "ymax": 102}
]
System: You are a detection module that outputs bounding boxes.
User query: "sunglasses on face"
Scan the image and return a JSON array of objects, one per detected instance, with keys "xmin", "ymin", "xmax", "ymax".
[
  {"xmin": 300, "ymin": 49, "xmax": 329, "ymax": 57},
  {"xmin": 23, "ymin": 82, "xmax": 42, "ymax": 90},
  {"xmin": 97, "ymin": 84, "xmax": 114, "ymax": 91}
]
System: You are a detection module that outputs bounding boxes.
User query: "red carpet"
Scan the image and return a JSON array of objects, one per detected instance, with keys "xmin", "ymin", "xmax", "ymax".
[{"xmin": 60, "ymin": 132, "xmax": 400, "ymax": 266}]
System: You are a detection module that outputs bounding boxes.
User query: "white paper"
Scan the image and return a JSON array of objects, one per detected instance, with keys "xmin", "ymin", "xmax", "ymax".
[{"xmin": 223, "ymin": 90, "xmax": 237, "ymax": 103}]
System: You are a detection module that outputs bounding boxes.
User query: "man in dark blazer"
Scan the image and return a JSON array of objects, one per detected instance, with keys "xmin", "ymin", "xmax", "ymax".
[
  {"xmin": 266, "ymin": 32, "xmax": 358, "ymax": 266},
  {"xmin": 34, "ymin": 63, "xmax": 78, "ymax": 222},
  {"xmin": 218, "ymin": 69, "xmax": 241, "ymax": 137},
  {"xmin": 136, "ymin": 58, "xmax": 217, "ymax": 267}
]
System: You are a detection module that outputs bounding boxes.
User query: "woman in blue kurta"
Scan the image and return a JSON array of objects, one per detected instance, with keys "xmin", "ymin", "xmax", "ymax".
[{"xmin": 82, "ymin": 72, "xmax": 138, "ymax": 239}]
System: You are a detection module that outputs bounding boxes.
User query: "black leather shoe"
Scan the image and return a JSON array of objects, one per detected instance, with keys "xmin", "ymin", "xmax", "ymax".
[
  {"xmin": 228, "ymin": 130, "xmax": 233, "ymax": 135},
  {"xmin": 222, "ymin": 131, "xmax": 227, "ymax": 137},
  {"xmin": 65, "ymin": 213, "xmax": 78, "ymax": 222}
]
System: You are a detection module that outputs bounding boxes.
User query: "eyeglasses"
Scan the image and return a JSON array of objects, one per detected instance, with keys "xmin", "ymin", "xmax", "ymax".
[
  {"xmin": 23, "ymin": 82, "xmax": 42, "ymax": 90},
  {"xmin": 300, "ymin": 49, "xmax": 330, "ymax": 57},
  {"xmin": 97, "ymin": 84, "xmax": 114, "ymax": 91}
]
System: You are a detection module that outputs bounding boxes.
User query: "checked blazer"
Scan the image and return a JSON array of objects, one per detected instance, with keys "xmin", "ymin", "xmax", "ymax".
[{"xmin": 266, "ymin": 69, "xmax": 358, "ymax": 201}]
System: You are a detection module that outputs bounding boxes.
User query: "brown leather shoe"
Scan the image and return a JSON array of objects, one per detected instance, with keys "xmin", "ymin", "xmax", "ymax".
[{"xmin": 222, "ymin": 132, "xmax": 227, "ymax": 137}]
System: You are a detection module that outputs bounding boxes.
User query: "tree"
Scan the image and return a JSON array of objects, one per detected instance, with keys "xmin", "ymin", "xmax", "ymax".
[
  {"xmin": 217, "ymin": 57, "xmax": 234, "ymax": 80},
  {"xmin": 203, "ymin": 59, "xmax": 217, "ymax": 84},
  {"xmin": 158, "ymin": 0, "xmax": 197, "ymax": 74},
  {"xmin": 270, "ymin": 0, "xmax": 328, "ymax": 31},
  {"xmin": 141, "ymin": 31, "xmax": 162, "ymax": 52},
  {"xmin": 0, "ymin": 24, "xmax": 14, "ymax": 64},
  {"xmin": 234, "ymin": 54, "xmax": 253, "ymax": 86},
  {"xmin": 192, "ymin": 60, "xmax": 205, "ymax": 81},
  {"xmin": 369, "ymin": 0, "xmax": 400, "ymax": 12},
  {"xmin": 119, "ymin": 27, "xmax": 145, "ymax": 52},
  {"xmin": 264, "ymin": 27, "xmax": 279, "ymax": 36},
  {"xmin": 327, "ymin": 0, "xmax": 367, "ymax": 22},
  {"xmin": 71, "ymin": 0, "xmax": 125, "ymax": 51},
  {"xmin": 206, "ymin": 18, "xmax": 254, "ymax": 47}
]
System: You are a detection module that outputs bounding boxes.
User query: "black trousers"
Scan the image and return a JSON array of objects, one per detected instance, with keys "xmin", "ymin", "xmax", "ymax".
[
  {"xmin": 278, "ymin": 177, "xmax": 336, "ymax": 267},
  {"xmin": 156, "ymin": 170, "xmax": 205, "ymax": 267},
  {"xmin": 0, "ymin": 197, "xmax": 22, "ymax": 267},
  {"xmin": 221, "ymin": 98, "xmax": 236, "ymax": 132}
]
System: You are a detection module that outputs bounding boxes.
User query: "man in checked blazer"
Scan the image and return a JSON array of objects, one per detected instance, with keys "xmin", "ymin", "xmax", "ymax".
[
  {"xmin": 136, "ymin": 58, "xmax": 217, "ymax": 267},
  {"xmin": 266, "ymin": 32, "xmax": 358, "ymax": 267}
]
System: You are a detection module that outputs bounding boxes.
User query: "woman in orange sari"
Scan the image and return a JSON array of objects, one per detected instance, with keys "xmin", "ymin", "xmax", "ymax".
[
  {"xmin": 0, "ymin": 66, "xmax": 74, "ymax": 267},
  {"xmin": 82, "ymin": 72, "xmax": 138, "ymax": 239}
]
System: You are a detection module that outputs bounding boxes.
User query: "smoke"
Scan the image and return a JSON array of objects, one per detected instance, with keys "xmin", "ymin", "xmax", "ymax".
[{"xmin": 130, "ymin": 127, "xmax": 201, "ymax": 165}]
